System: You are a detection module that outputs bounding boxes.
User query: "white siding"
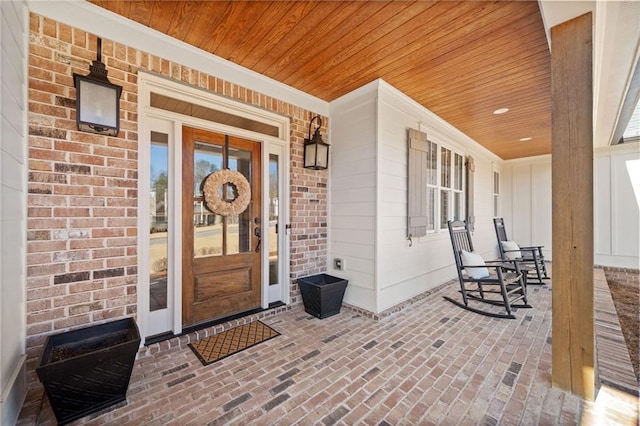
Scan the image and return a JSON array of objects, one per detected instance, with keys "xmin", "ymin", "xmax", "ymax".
[
  {"xmin": 329, "ymin": 83, "xmax": 378, "ymax": 312},
  {"xmin": 502, "ymin": 156, "xmax": 553, "ymax": 260},
  {"xmin": 1, "ymin": 1, "xmax": 28, "ymax": 424},
  {"xmin": 595, "ymin": 155, "xmax": 612, "ymax": 255},
  {"xmin": 503, "ymin": 145, "xmax": 640, "ymax": 269},
  {"xmin": 595, "ymin": 144, "xmax": 640, "ymax": 268},
  {"xmin": 329, "ymin": 80, "xmax": 504, "ymax": 313}
]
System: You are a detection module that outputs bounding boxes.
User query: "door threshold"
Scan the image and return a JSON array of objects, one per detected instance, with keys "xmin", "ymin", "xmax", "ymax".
[{"xmin": 145, "ymin": 301, "xmax": 286, "ymax": 346}]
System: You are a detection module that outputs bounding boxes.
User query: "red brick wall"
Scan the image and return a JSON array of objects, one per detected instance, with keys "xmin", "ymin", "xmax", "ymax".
[{"xmin": 26, "ymin": 14, "xmax": 327, "ymax": 382}]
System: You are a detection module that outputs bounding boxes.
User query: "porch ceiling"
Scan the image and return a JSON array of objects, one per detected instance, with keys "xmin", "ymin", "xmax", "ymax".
[{"xmin": 89, "ymin": 0, "xmax": 551, "ymax": 160}]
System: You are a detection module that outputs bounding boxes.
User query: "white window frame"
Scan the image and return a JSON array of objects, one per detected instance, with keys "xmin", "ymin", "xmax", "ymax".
[
  {"xmin": 425, "ymin": 143, "xmax": 465, "ymax": 233},
  {"xmin": 493, "ymin": 168, "xmax": 501, "ymax": 217}
]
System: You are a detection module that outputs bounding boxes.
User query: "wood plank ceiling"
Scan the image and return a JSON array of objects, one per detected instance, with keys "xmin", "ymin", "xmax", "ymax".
[{"xmin": 89, "ymin": 0, "xmax": 551, "ymax": 160}]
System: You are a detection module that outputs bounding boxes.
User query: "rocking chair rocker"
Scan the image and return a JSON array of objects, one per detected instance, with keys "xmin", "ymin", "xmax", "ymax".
[
  {"xmin": 493, "ymin": 217, "xmax": 549, "ymax": 284},
  {"xmin": 446, "ymin": 220, "xmax": 531, "ymax": 319}
]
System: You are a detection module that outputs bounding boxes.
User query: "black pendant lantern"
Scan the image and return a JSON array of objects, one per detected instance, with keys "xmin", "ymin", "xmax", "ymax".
[
  {"xmin": 303, "ymin": 115, "xmax": 329, "ymax": 170},
  {"xmin": 73, "ymin": 38, "xmax": 122, "ymax": 137}
]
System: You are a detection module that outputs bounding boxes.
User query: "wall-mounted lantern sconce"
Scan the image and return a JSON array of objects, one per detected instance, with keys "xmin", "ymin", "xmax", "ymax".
[
  {"xmin": 303, "ymin": 115, "xmax": 329, "ymax": 170},
  {"xmin": 73, "ymin": 38, "xmax": 122, "ymax": 136}
]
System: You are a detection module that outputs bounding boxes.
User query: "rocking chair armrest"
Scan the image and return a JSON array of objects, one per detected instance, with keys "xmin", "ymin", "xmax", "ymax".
[
  {"xmin": 519, "ymin": 245, "xmax": 543, "ymax": 251},
  {"xmin": 491, "ymin": 259, "xmax": 522, "ymax": 271},
  {"xmin": 484, "ymin": 259, "xmax": 513, "ymax": 265},
  {"xmin": 475, "ymin": 262, "xmax": 517, "ymax": 272}
]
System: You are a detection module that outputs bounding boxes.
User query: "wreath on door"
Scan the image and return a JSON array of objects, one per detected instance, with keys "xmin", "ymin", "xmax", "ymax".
[{"xmin": 203, "ymin": 169, "xmax": 251, "ymax": 216}]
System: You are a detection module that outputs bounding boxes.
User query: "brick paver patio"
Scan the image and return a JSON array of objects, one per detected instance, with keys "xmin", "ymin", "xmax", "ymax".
[{"xmin": 17, "ymin": 268, "xmax": 638, "ymax": 425}]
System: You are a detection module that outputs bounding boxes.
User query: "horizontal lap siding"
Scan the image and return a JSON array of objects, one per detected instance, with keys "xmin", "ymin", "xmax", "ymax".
[
  {"xmin": 329, "ymin": 96, "xmax": 377, "ymax": 311},
  {"xmin": 330, "ymin": 81, "xmax": 505, "ymax": 314},
  {"xmin": 377, "ymin": 88, "xmax": 502, "ymax": 311}
]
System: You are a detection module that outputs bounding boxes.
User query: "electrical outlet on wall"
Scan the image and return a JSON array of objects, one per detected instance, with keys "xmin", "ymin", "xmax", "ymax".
[{"xmin": 333, "ymin": 258, "xmax": 345, "ymax": 270}]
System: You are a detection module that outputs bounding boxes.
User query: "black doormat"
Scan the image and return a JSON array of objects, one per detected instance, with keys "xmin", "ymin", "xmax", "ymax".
[{"xmin": 188, "ymin": 321, "xmax": 280, "ymax": 366}]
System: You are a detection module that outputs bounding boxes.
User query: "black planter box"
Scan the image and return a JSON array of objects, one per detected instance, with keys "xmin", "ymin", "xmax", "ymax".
[
  {"xmin": 298, "ymin": 274, "xmax": 348, "ymax": 319},
  {"xmin": 36, "ymin": 318, "xmax": 141, "ymax": 425}
]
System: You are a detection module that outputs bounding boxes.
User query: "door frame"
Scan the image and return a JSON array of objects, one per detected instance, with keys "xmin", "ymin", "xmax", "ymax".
[{"xmin": 137, "ymin": 72, "xmax": 291, "ymax": 341}]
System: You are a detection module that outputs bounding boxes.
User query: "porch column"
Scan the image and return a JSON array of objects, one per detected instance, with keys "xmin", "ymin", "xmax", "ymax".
[{"xmin": 550, "ymin": 13, "xmax": 595, "ymax": 400}]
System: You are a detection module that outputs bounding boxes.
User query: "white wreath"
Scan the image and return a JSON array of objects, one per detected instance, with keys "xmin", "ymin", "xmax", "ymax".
[{"xmin": 203, "ymin": 169, "xmax": 251, "ymax": 216}]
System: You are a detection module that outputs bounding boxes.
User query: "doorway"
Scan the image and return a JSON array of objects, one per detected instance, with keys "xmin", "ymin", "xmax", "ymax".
[
  {"xmin": 138, "ymin": 72, "xmax": 291, "ymax": 340},
  {"xmin": 182, "ymin": 127, "xmax": 262, "ymax": 326}
]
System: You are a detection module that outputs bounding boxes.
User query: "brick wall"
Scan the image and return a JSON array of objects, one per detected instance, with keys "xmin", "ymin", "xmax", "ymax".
[
  {"xmin": 601, "ymin": 266, "xmax": 640, "ymax": 287},
  {"xmin": 26, "ymin": 14, "xmax": 327, "ymax": 383}
]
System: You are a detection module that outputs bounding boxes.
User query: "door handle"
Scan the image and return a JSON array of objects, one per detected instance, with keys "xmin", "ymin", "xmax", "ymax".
[{"xmin": 253, "ymin": 226, "xmax": 262, "ymax": 253}]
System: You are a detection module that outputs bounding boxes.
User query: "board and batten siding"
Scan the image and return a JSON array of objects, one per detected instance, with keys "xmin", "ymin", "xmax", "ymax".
[
  {"xmin": 594, "ymin": 144, "xmax": 640, "ymax": 268},
  {"xmin": 0, "ymin": 0, "xmax": 28, "ymax": 424},
  {"xmin": 501, "ymin": 157, "xmax": 553, "ymax": 261},
  {"xmin": 329, "ymin": 79, "xmax": 504, "ymax": 314},
  {"xmin": 502, "ymin": 143, "xmax": 640, "ymax": 269}
]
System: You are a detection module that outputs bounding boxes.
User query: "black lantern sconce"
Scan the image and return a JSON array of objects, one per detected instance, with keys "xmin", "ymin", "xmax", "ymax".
[
  {"xmin": 303, "ymin": 115, "xmax": 330, "ymax": 170},
  {"xmin": 73, "ymin": 38, "xmax": 122, "ymax": 137}
]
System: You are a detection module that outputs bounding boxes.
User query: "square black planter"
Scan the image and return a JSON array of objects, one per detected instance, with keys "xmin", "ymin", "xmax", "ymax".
[
  {"xmin": 36, "ymin": 318, "xmax": 141, "ymax": 425},
  {"xmin": 298, "ymin": 273, "xmax": 348, "ymax": 319}
]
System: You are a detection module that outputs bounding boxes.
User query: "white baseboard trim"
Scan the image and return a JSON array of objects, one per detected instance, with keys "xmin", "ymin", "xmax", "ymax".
[{"xmin": 1, "ymin": 355, "xmax": 27, "ymax": 426}]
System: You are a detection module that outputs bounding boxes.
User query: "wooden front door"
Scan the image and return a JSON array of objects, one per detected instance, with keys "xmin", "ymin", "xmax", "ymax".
[{"xmin": 182, "ymin": 127, "xmax": 262, "ymax": 327}]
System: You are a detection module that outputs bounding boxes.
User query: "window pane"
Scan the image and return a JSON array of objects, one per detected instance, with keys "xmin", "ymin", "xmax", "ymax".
[
  {"xmin": 269, "ymin": 154, "xmax": 279, "ymax": 285},
  {"xmin": 150, "ymin": 132, "xmax": 169, "ymax": 311},
  {"xmin": 454, "ymin": 192, "xmax": 462, "ymax": 220},
  {"xmin": 454, "ymin": 154, "xmax": 463, "ymax": 190},
  {"xmin": 426, "ymin": 141, "xmax": 437, "ymax": 185},
  {"xmin": 427, "ymin": 187, "xmax": 436, "ymax": 230},
  {"xmin": 430, "ymin": 142, "xmax": 438, "ymax": 184},
  {"xmin": 493, "ymin": 172, "xmax": 500, "ymax": 217},
  {"xmin": 440, "ymin": 190, "xmax": 450, "ymax": 228},
  {"xmin": 441, "ymin": 147, "xmax": 451, "ymax": 188}
]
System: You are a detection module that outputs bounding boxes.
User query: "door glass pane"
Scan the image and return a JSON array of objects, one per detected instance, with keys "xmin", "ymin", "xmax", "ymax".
[
  {"xmin": 269, "ymin": 154, "xmax": 279, "ymax": 285},
  {"xmin": 194, "ymin": 143, "xmax": 223, "ymax": 258},
  {"xmin": 193, "ymin": 143, "xmax": 253, "ymax": 258},
  {"xmin": 150, "ymin": 131, "xmax": 168, "ymax": 311},
  {"xmin": 227, "ymin": 147, "xmax": 252, "ymax": 255}
]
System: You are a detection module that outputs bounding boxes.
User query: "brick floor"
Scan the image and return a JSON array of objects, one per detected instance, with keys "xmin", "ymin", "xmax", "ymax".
[{"xmin": 17, "ymin": 268, "xmax": 639, "ymax": 425}]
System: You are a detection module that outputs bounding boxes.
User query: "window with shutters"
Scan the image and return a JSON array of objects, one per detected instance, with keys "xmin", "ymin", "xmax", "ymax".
[
  {"xmin": 439, "ymin": 148, "xmax": 465, "ymax": 230},
  {"xmin": 407, "ymin": 129, "xmax": 464, "ymax": 237}
]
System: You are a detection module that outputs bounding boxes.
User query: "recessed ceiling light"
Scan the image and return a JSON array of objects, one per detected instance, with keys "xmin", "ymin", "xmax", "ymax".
[
  {"xmin": 519, "ymin": 137, "xmax": 532, "ymax": 142},
  {"xmin": 493, "ymin": 108, "xmax": 509, "ymax": 115}
]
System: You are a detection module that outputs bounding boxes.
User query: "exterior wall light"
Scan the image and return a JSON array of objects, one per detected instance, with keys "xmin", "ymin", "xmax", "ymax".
[
  {"xmin": 303, "ymin": 115, "xmax": 329, "ymax": 170},
  {"xmin": 73, "ymin": 38, "xmax": 122, "ymax": 137}
]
